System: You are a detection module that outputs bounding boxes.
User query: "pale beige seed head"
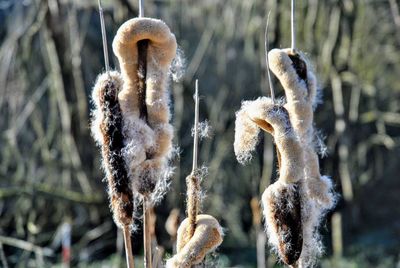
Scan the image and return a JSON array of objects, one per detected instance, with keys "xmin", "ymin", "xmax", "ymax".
[
  {"xmin": 166, "ymin": 214, "xmax": 223, "ymax": 268},
  {"xmin": 268, "ymin": 48, "xmax": 335, "ymax": 209},
  {"xmin": 111, "ymin": 18, "xmax": 177, "ymax": 200}
]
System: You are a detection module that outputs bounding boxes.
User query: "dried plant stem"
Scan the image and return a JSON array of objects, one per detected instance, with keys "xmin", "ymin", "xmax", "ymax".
[
  {"xmin": 188, "ymin": 80, "xmax": 200, "ymax": 238},
  {"xmin": 98, "ymin": 0, "xmax": 110, "ymax": 75},
  {"xmin": 192, "ymin": 80, "xmax": 199, "ymax": 171},
  {"xmin": 291, "ymin": 0, "xmax": 296, "ymax": 52},
  {"xmin": 123, "ymin": 226, "xmax": 135, "ymax": 268},
  {"xmin": 143, "ymin": 197, "xmax": 153, "ymax": 268},
  {"xmin": 187, "ymin": 174, "xmax": 200, "ymax": 238},
  {"xmin": 139, "ymin": 0, "xmax": 144, "ymax": 18},
  {"xmin": 265, "ymin": 11, "xmax": 275, "ymax": 103}
]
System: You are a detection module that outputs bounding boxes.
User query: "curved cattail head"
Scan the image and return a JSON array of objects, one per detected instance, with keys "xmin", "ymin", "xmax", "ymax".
[
  {"xmin": 112, "ymin": 17, "xmax": 177, "ymax": 120},
  {"xmin": 235, "ymin": 97, "xmax": 304, "ymax": 183},
  {"xmin": 91, "ymin": 71, "xmax": 134, "ymax": 228},
  {"xmin": 234, "ymin": 104, "xmax": 262, "ymax": 164},
  {"xmin": 166, "ymin": 214, "xmax": 223, "ymax": 268},
  {"xmin": 112, "ymin": 18, "xmax": 177, "ymax": 200},
  {"xmin": 268, "ymin": 48, "xmax": 336, "ymax": 209},
  {"xmin": 248, "ymin": 99, "xmax": 304, "ymax": 265}
]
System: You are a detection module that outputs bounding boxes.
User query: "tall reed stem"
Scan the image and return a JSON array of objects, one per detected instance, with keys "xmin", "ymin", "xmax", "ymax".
[
  {"xmin": 123, "ymin": 226, "xmax": 135, "ymax": 268},
  {"xmin": 188, "ymin": 80, "xmax": 200, "ymax": 238},
  {"xmin": 265, "ymin": 11, "xmax": 275, "ymax": 103},
  {"xmin": 291, "ymin": 0, "xmax": 296, "ymax": 52},
  {"xmin": 143, "ymin": 197, "xmax": 152, "ymax": 268}
]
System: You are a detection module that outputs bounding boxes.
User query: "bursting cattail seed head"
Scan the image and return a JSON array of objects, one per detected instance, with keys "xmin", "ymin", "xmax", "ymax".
[
  {"xmin": 235, "ymin": 98, "xmax": 305, "ymax": 265},
  {"xmin": 91, "ymin": 71, "xmax": 134, "ymax": 229},
  {"xmin": 112, "ymin": 17, "xmax": 177, "ymax": 202},
  {"xmin": 268, "ymin": 48, "xmax": 336, "ymax": 210},
  {"xmin": 234, "ymin": 47, "xmax": 337, "ymax": 267},
  {"xmin": 166, "ymin": 214, "xmax": 223, "ymax": 268}
]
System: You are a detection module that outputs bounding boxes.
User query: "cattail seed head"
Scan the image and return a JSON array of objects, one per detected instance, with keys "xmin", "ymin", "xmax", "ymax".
[
  {"xmin": 268, "ymin": 48, "xmax": 336, "ymax": 210},
  {"xmin": 262, "ymin": 182, "xmax": 303, "ymax": 265},
  {"xmin": 112, "ymin": 18, "xmax": 177, "ymax": 202},
  {"xmin": 91, "ymin": 71, "xmax": 134, "ymax": 228},
  {"xmin": 166, "ymin": 214, "xmax": 223, "ymax": 268}
]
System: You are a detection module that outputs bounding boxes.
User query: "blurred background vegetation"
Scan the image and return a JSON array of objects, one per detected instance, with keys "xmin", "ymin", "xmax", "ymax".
[{"xmin": 0, "ymin": 0, "xmax": 399, "ymax": 267}]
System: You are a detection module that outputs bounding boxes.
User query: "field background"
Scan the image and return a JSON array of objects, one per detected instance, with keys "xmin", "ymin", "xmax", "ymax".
[{"xmin": 0, "ymin": 0, "xmax": 399, "ymax": 267}]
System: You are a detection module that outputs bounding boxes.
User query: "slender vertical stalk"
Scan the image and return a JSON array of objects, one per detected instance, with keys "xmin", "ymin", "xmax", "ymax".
[
  {"xmin": 187, "ymin": 80, "xmax": 201, "ymax": 254},
  {"xmin": 123, "ymin": 226, "xmax": 135, "ymax": 268},
  {"xmin": 291, "ymin": 0, "xmax": 296, "ymax": 52},
  {"xmin": 98, "ymin": 0, "xmax": 110, "ymax": 76},
  {"xmin": 192, "ymin": 80, "xmax": 199, "ymax": 172},
  {"xmin": 139, "ymin": 0, "xmax": 145, "ymax": 18},
  {"xmin": 265, "ymin": 11, "xmax": 275, "ymax": 103},
  {"xmin": 143, "ymin": 197, "xmax": 152, "ymax": 268}
]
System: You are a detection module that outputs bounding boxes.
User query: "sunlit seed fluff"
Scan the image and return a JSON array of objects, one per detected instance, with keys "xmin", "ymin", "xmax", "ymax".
[
  {"xmin": 237, "ymin": 98, "xmax": 305, "ymax": 265},
  {"xmin": 268, "ymin": 49, "xmax": 337, "ymax": 266},
  {"xmin": 268, "ymin": 48, "xmax": 336, "ymax": 210},
  {"xmin": 166, "ymin": 214, "xmax": 224, "ymax": 268},
  {"xmin": 112, "ymin": 18, "xmax": 177, "ymax": 200},
  {"xmin": 91, "ymin": 71, "xmax": 134, "ymax": 229}
]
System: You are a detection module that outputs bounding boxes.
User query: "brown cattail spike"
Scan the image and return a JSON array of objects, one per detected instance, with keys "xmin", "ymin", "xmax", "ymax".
[
  {"xmin": 268, "ymin": 49, "xmax": 337, "ymax": 266},
  {"xmin": 91, "ymin": 72, "xmax": 134, "ymax": 228},
  {"xmin": 186, "ymin": 173, "xmax": 200, "ymax": 238}
]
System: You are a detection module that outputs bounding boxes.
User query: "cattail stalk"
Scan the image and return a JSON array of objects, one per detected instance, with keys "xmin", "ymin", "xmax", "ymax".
[
  {"xmin": 187, "ymin": 80, "xmax": 200, "ymax": 238},
  {"xmin": 143, "ymin": 196, "xmax": 152, "ymax": 268},
  {"xmin": 234, "ymin": 98, "xmax": 304, "ymax": 265},
  {"xmin": 98, "ymin": 0, "xmax": 110, "ymax": 75},
  {"xmin": 123, "ymin": 226, "xmax": 135, "ymax": 268},
  {"xmin": 265, "ymin": 11, "xmax": 275, "ymax": 103},
  {"xmin": 291, "ymin": 0, "xmax": 296, "ymax": 53}
]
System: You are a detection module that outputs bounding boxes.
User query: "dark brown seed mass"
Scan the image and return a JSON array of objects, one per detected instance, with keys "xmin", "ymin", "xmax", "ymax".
[
  {"xmin": 288, "ymin": 53, "xmax": 308, "ymax": 82},
  {"xmin": 271, "ymin": 182, "xmax": 303, "ymax": 265}
]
